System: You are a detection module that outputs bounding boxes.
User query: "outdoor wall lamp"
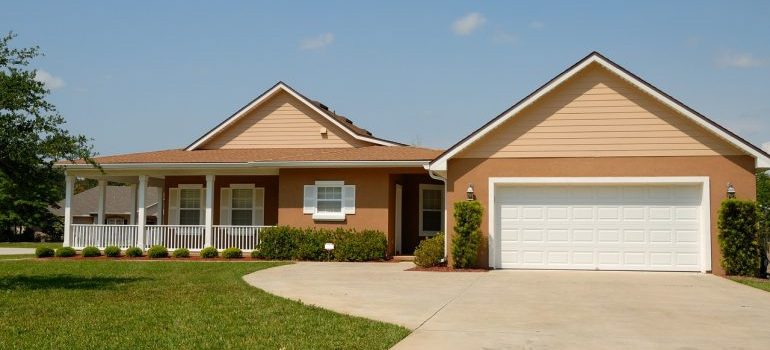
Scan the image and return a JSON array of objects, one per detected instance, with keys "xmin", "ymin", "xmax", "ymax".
[
  {"xmin": 727, "ymin": 183, "xmax": 736, "ymax": 199},
  {"xmin": 466, "ymin": 184, "xmax": 475, "ymax": 201}
]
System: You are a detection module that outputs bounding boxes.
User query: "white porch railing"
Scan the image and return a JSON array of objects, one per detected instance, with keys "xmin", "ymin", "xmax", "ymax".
[
  {"xmin": 212, "ymin": 225, "xmax": 270, "ymax": 251},
  {"xmin": 145, "ymin": 225, "xmax": 206, "ymax": 250},
  {"xmin": 71, "ymin": 224, "xmax": 138, "ymax": 249}
]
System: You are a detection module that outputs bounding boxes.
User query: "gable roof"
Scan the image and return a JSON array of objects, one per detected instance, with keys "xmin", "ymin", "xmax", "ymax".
[
  {"xmin": 50, "ymin": 186, "xmax": 158, "ymax": 217},
  {"xmin": 186, "ymin": 82, "xmax": 403, "ymax": 150},
  {"xmin": 429, "ymin": 52, "xmax": 770, "ymax": 171}
]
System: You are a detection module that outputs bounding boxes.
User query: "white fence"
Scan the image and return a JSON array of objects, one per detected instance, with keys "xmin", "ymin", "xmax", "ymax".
[
  {"xmin": 71, "ymin": 224, "xmax": 138, "ymax": 249},
  {"xmin": 213, "ymin": 225, "xmax": 269, "ymax": 251},
  {"xmin": 145, "ymin": 225, "xmax": 206, "ymax": 250}
]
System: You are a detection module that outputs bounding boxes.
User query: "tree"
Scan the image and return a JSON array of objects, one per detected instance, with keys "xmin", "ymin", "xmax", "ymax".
[
  {"xmin": 757, "ymin": 170, "xmax": 770, "ymax": 277},
  {"xmin": 0, "ymin": 32, "xmax": 96, "ymax": 240}
]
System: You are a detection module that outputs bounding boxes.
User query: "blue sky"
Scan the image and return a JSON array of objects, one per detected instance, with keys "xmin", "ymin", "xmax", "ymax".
[{"xmin": 3, "ymin": 1, "xmax": 770, "ymax": 155}]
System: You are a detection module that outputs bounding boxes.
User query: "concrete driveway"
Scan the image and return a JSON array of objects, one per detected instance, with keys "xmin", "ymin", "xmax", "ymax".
[
  {"xmin": 244, "ymin": 262, "xmax": 770, "ymax": 349},
  {"xmin": 0, "ymin": 247, "xmax": 34, "ymax": 255}
]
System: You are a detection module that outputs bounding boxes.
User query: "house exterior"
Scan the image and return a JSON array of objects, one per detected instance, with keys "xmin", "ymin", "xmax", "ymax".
[
  {"xmin": 60, "ymin": 52, "xmax": 770, "ymax": 275},
  {"xmin": 50, "ymin": 185, "xmax": 159, "ymax": 225}
]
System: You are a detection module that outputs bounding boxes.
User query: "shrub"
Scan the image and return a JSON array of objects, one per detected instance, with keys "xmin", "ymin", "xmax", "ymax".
[
  {"xmin": 104, "ymin": 246, "xmax": 121, "ymax": 257},
  {"xmin": 222, "ymin": 247, "xmax": 243, "ymax": 259},
  {"xmin": 125, "ymin": 247, "xmax": 143, "ymax": 257},
  {"xmin": 718, "ymin": 199, "xmax": 761, "ymax": 276},
  {"xmin": 55, "ymin": 246, "xmax": 76, "ymax": 257},
  {"xmin": 414, "ymin": 234, "xmax": 445, "ymax": 268},
  {"xmin": 294, "ymin": 228, "xmax": 332, "ymax": 261},
  {"xmin": 82, "ymin": 246, "xmax": 101, "ymax": 257},
  {"xmin": 172, "ymin": 248, "xmax": 190, "ymax": 258},
  {"xmin": 34, "ymin": 247, "xmax": 54, "ymax": 258},
  {"xmin": 257, "ymin": 226, "xmax": 299, "ymax": 260},
  {"xmin": 200, "ymin": 246, "xmax": 218, "ymax": 258},
  {"xmin": 147, "ymin": 245, "xmax": 169, "ymax": 259},
  {"xmin": 250, "ymin": 249, "xmax": 260, "ymax": 259},
  {"xmin": 334, "ymin": 229, "xmax": 387, "ymax": 262},
  {"xmin": 451, "ymin": 200, "xmax": 483, "ymax": 268}
]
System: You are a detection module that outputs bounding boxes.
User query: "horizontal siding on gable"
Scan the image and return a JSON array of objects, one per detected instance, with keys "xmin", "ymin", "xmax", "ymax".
[{"xmin": 458, "ymin": 64, "xmax": 742, "ymax": 159}]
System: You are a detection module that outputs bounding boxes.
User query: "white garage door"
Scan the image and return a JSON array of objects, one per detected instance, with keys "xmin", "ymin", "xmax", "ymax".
[{"xmin": 495, "ymin": 184, "xmax": 704, "ymax": 271}]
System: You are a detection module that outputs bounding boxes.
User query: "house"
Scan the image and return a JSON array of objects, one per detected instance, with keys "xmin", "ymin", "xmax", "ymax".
[
  {"xmin": 50, "ymin": 185, "xmax": 159, "ymax": 225},
  {"xmin": 60, "ymin": 52, "xmax": 770, "ymax": 275}
]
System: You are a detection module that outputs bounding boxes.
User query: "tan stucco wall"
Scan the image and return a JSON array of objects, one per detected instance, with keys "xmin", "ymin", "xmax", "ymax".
[{"xmin": 445, "ymin": 155, "xmax": 757, "ymax": 275}]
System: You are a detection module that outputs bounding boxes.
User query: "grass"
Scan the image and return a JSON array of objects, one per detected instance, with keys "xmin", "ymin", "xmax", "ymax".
[
  {"xmin": 0, "ymin": 260, "xmax": 409, "ymax": 349},
  {"xmin": 729, "ymin": 276, "xmax": 770, "ymax": 292},
  {"xmin": 0, "ymin": 254, "xmax": 33, "ymax": 260},
  {"xmin": 0, "ymin": 242, "xmax": 62, "ymax": 249}
]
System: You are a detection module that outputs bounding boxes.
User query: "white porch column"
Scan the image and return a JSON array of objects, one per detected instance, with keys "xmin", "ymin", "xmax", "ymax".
[
  {"xmin": 156, "ymin": 186, "xmax": 164, "ymax": 225},
  {"xmin": 128, "ymin": 184, "xmax": 137, "ymax": 225},
  {"xmin": 96, "ymin": 180, "xmax": 107, "ymax": 225},
  {"xmin": 63, "ymin": 175, "xmax": 74, "ymax": 247},
  {"xmin": 137, "ymin": 176, "xmax": 147, "ymax": 249},
  {"xmin": 205, "ymin": 174, "xmax": 215, "ymax": 247}
]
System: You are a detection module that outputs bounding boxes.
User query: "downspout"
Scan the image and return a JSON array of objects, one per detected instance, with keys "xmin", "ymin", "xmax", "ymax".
[{"xmin": 425, "ymin": 165, "xmax": 448, "ymax": 261}]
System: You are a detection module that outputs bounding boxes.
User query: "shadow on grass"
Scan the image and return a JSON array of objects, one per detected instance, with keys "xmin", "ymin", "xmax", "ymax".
[{"xmin": 0, "ymin": 274, "xmax": 148, "ymax": 290}]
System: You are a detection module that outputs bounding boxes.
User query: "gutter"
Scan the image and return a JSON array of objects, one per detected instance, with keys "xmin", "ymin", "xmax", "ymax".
[{"xmin": 59, "ymin": 160, "xmax": 431, "ymax": 170}]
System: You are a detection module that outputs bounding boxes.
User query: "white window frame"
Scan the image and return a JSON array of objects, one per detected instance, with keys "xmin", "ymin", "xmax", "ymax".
[
  {"xmin": 419, "ymin": 184, "xmax": 444, "ymax": 236},
  {"xmin": 106, "ymin": 217, "xmax": 124, "ymax": 225},
  {"xmin": 313, "ymin": 181, "xmax": 345, "ymax": 221},
  {"xmin": 178, "ymin": 184, "xmax": 203, "ymax": 225}
]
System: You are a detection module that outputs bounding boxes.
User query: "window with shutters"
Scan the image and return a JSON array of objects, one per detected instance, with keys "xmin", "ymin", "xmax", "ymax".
[
  {"xmin": 304, "ymin": 181, "xmax": 355, "ymax": 221},
  {"xmin": 231, "ymin": 188, "xmax": 254, "ymax": 225},
  {"xmin": 316, "ymin": 186, "xmax": 343, "ymax": 214},
  {"xmin": 419, "ymin": 184, "xmax": 444, "ymax": 236},
  {"xmin": 179, "ymin": 188, "xmax": 202, "ymax": 225}
]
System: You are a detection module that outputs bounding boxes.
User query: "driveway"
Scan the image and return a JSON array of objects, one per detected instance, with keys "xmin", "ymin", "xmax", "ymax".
[{"xmin": 244, "ymin": 262, "xmax": 770, "ymax": 349}]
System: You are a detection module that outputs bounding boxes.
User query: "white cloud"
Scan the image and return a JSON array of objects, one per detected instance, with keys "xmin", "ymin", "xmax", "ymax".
[
  {"xmin": 452, "ymin": 12, "xmax": 486, "ymax": 36},
  {"xmin": 34, "ymin": 69, "xmax": 65, "ymax": 90},
  {"xmin": 299, "ymin": 33, "xmax": 334, "ymax": 50},
  {"xmin": 529, "ymin": 20, "xmax": 545, "ymax": 30},
  {"xmin": 717, "ymin": 52, "xmax": 766, "ymax": 68}
]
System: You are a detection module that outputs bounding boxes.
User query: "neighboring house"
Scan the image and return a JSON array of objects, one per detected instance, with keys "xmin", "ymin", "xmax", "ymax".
[
  {"xmin": 60, "ymin": 52, "xmax": 770, "ymax": 275},
  {"xmin": 50, "ymin": 186, "xmax": 159, "ymax": 225}
]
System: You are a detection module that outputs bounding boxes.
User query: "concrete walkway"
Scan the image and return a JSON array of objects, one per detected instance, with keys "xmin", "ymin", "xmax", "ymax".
[
  {"xmin": 244, "ymin": 262, "xmax": 770, "ymax": 349},
  {"xmin": 0, "ymin": 247, "xmax": 34, "ymax": 255}
]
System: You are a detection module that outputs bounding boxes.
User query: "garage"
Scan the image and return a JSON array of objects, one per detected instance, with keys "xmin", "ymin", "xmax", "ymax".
[{"xmin": 491, "ymin": 178, "xmax": 710, "ymax": 272}]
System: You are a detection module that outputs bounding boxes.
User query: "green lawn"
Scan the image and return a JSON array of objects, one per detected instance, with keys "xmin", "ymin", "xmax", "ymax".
[
  {"xmin": 0, "ymin": 260, "xmax": 409, "ymax": 349},
  {"xmin": 0, "ymin": 242, "xmax": 62, "ymax": 249},
  {"xmin": 730, "ymin": 276, "xmax": 770, "ymax": 292}
]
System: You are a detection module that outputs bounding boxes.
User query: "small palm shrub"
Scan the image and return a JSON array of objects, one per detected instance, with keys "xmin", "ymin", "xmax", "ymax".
[
  {"xmin": 82, "ymin": 246, "xmax": 101, "ymax": 257},
  {"xmin": 55, "ymin": 246, "xmax": 76, "ymax": 257},
  {"xmin": 414, "ymin": 234, "xmax": 445, "ymax": 268},
  {"xmin": 147, "ymin": 245, "xmax": 169, "ymax": 259},
  {"xmin": 172, "ymin": 248, "xmax": 190, "ymax": 258},
  {"xmin": 718, "ymin": 199, "xmax": 761, "ymax": 276},
  {"xmin": 222, "ymin": 247, "xmax": 243, "ymax": 259},
  {"xmin": 35, "ymin": 247, "xmax": 54, "ymax": 258},
  {"xmin": 452, "ymin": 200, "xmax": 483, "ymax": 268},
  {"xmin": 103, "ymin": 246, "xmax": 121, "ymax": 257},
  {"xmin": 125, "ymin": 247, "xmax": 143, "ymax": 257},
  {"xmin": 200, "ymin": 246, "xmax": 218, "ymax": 258}
]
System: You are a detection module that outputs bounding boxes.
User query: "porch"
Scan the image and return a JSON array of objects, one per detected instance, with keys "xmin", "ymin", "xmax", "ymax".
[{"xmin": 69, "ymin": 224, "xmax": 271, "ymax": 251}]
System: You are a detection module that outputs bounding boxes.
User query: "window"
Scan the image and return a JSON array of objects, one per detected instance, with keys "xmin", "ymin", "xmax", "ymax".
[
  {"xmin": 317, "ymin": 186, "xmax": 342, "ymax": 214},
  {"xmin": 179, "ymin": 188, "xmax": 201, "ymax": 225},
  {"xmin": 303, "ymin": 181, "xmax": 355, "ymax": 221},
  {"xmin": 106, "ymin": 218, "xmax": 124, "ymax": 225},
  {"xmin": 419, "ymin": 184, "xmax": 443, "ymax": 236},
  {"xmin": 231, "ymin": 188, "xmax": 254, "ymax": 226}
]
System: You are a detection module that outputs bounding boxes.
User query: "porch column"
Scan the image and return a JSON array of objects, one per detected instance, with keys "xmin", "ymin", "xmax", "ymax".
[
  {"xmin": 128, "ymin": 184, "xmax": 137, "ymax": 225},
  {"xmin": 96, "ymin": 180, "xmax": 106, "ymax": 225},
  {"xmin": 137, "ymin": 175, "xmax": 147, "ymax": 249},
  {"xmin": 156, "ymin": 186, "xmax": 164, "ymax": 225},
  {"xmin": 63, "ymin": 175, "xmax": 74, "ymax": 247},
  {"xmin": 204, "ymin": 174, "xmax": 215, "ymax": 247}
]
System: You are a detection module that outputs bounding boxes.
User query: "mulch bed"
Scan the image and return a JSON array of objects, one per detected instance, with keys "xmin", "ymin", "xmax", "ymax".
[{"xmin": 406, "ymin": 264, "xmax": 489, "ymax": 272}]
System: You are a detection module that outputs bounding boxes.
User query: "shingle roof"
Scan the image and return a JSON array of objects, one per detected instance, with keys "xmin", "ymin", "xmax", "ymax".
[{"xmin": 50, "ymin": 186, "xmax": 159, "ymax": 217}]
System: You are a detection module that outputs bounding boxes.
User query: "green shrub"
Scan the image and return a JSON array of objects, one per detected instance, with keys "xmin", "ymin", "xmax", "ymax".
[
  {"xmin": 451, "ymin": 200, "xmax": 483, "ymax": 268},
  {"xmin": 125, "ymin": 247, "xmax": 143, "ymax": 257},
  {"xmin": 719, "ymin": 199, "xmax": 762, "ymax": 276},
  {"xmin": 103, "ymin": 246, "xmax": 121, "ymax": 257},
  {"xmin": 200, "ymin": 246, "xmax": 218, "ymax": 258},
  {"xmin": 250, "ymin": 249, "xmax": 260, "ymax": 259},
  {"xmin": 334, "ymin": 229, "xmax": 387, "ymax": 262},
  {"xmin": 147, "ymin": 245, "xmax": 168, "ymax": 259},
  {"xmin": 258, "ymin": 226, "xmax": 299, "ymax": 260},
  {"xmin": 414, "ymin": 234, "xmax": 445, "ymax": 268},
  {"xmin": 35, "ymin": 247, "xmax": 54, "ymax": 258},
  {"xmin": 294, "ymin": 228, "xmax": 332, "ymax": 260},
  {"xmin": 55, "ymin": 246, "xmax": 76, "ymax": 257},
  {"xmin": 82, "ymin": 246, "xmax": 101, "ymax": 257},
  {"xmin": 222, "ymin": 247, "xmax": 243, "ymax": 259},
  {"xmin": 172, "ymin": 248, "xmax": 190, "ymax": 258}
]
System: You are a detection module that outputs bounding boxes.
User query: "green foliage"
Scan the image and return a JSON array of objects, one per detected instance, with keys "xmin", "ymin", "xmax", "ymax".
[
  {"xmin": 200, "ymin": 246, "xmax": 218, "ymax": 259},
  {"xmin": 222, "ymin": 247, "xmax": 243, "ymax": 259},
  {"xmin": 0, "ymin": 32, "xmax": 96, "ymax": 236},
  {"xmin": 147, "ymin": 245, "xmax": 168, "ymax": 259},
  {"xmin": 451, "ymin": 201, "xmax": 483, "ymax": 268},
  {"xmin": 334, "ymin": 229, "xmax": 387, "ymax": 262},
  {"xmin": 81, "ymin": 246, "xmax": 101, "ymax": 257},
  {"xmin": 257, "ymin": 226, "xmax": 387, "ymax": 261},
  {"xmin": 757, "ymin": 170, "xmax": 770, "ymax": 208},
  {"xmin": 172, "ymin": 248, "xmax": 190, "ymax": 258},
  {"xmin": 125, "ymin": 247, "xmax": 143, "ymax": 257},
  {"xmin": 250, "ymin": 249, "xmax": 260, "ymax": 259},
  {"xmin": 34, "ymin": 246, "xmax": 53, "ymax": 258},
  {"xmin": 54, "ymin": 246, "xmax": 75, "ymax": 257},
  {"xmin": 257, "ymin": 226, "xmax": 298, "ymax": 260},
  {"xmin": 103, "ymin": 245, "xmax": 121, "ymax": 257},
  {"xmin": 414, "ymin": 234, "xmax": 445, "ymax": 268},
  {"xmin": 718, "ymin": 199, "xmax": 761, "ymax": 276}
]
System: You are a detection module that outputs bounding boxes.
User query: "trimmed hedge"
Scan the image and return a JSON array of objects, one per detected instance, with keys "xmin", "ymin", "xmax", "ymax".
[
  {"xmin": 125, "ymin": 247, "xmax": 143, "ymax": 257},
  {"xmin": 414, "ymin": 234, "xmax": 445, "ymax": 268},
  {"xmin": 257, "ymin": 226, "xmax": 387, "ymax": 262},
  {"xmin": 35, "ymin": 247, "xmax": 54, "ymax": 258},
  {"xmin": 55, "ymin": 247, "xmax": 76, "ymax": 257},
  {"xmin": 200, "ymin": 246, "xmax": 218, "ymax": 259},
  {"xmin": 222, "ymin": 247, "xmax": 243, "ymax": 259},
  {"xmin": 172, "ymin": 248, "xmax": 190, "ymax": 258},
  {"xmin": 147, "ymin": 245, "xmax": 169, "ymax": 259},
  {"xmin": 452, "ymin": 201, "xmax": 483, "ymax": 268},
  {"xmin": 104, "ymin": 246, "xmax": 121, "ymax": 257},
  {"xmin": 718, "ymin": 199, "xmax": 761, "ymax": 276},
  {"xmin": 82, "ymin": 246, "xmax": 101, "ymax": 257}
]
